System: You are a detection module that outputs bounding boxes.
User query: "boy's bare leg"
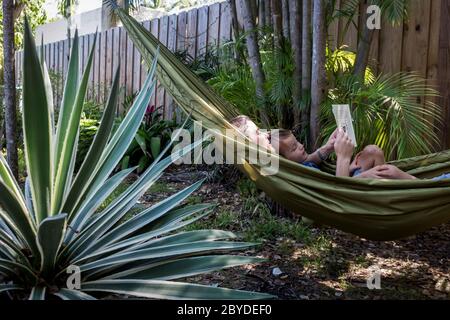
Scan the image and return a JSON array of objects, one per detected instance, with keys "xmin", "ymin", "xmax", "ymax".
[{"xmin": 356, "ymin": 165, "xmax": 417, "ymax": 180}]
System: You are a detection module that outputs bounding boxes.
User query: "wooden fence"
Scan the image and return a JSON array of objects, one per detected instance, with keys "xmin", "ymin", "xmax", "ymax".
[
  {"xmin": 15, "ymin": 0, "xmax": 450, "ymax": 146},
  {"xmin": 16, "ymin": 1, "xmax": 234, "ymax": 120}
]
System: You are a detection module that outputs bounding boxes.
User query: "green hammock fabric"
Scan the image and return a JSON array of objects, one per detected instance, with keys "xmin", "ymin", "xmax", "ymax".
[{"xmin": 115, "ymin": 9, "xmax": 450, "ymax": 241}]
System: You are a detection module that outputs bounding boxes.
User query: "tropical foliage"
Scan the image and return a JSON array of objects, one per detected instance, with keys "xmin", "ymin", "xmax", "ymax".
[
  {"xmin": 321, "ymin": 72, "xmax": 441, "ymax": 160},
  {"xmin": 0, "ymin": 20, "xmax": 271, "ymax": 300},
  {"xmin": 200, "ymin": 29, "xmax": 441, "ymax": 160},
  {"xmin": 120, "ymin": 104, "xmax": 178, "ymax": 173}
]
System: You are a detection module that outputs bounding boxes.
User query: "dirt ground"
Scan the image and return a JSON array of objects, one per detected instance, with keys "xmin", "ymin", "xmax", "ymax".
[{"xmin": 142, "ymin": 165, "xmax": 450, "ymax": 300}]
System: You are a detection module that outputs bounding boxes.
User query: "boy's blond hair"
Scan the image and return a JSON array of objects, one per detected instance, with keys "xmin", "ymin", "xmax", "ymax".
[{"xmin": 270, "ymin": 129, "xmax": 293, "ymax": 155}]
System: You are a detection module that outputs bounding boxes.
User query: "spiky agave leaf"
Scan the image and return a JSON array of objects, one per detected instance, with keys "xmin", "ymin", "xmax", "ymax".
[{"xmin": 0, "ymin": 16, "xmax": 272, "ymax": 300}]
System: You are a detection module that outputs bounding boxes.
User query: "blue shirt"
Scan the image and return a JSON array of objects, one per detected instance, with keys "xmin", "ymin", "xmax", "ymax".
[
  {"xmin": 302, "ymin": 161, "xmax": 320, "ymax": 170},
  {"xmin": 433, "ymin": 173, "xmax": 450, "ymax": 181}
]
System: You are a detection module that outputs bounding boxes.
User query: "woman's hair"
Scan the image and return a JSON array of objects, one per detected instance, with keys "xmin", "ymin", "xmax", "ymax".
[
  {"xmin": 230, "ymin": 115, "xmax": 251, "ymax": 130},
  {"xmin": 229, "ymin": 115, "xmax": 252, "ymax": 134},
  {"xmin": 270, "ymin": 129, "xmax": 293, "ymax": 155}
]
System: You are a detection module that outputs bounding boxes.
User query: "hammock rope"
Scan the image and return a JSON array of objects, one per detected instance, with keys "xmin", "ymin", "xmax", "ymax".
[{"xmin": 115, "ymin": 8, "xmax": 450, "ymax": 240}]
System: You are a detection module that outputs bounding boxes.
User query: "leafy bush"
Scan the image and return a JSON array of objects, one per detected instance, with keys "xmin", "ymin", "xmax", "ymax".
[
  {"xmin": 0, "ymin": 22, "xmax": 271, "ymax": 300},
  {"xmin": 320, "ymin": 72, "xmax": 441, "ymax": 160},
  {"xmin": 120, "ymin": 100, "xmax": 178, "ymax": 173},
  {"xmin": 174, "ymin": 47, "xmax": 220, "ymax": 81},
  {"xmin": 76, "ymin": 118, "xmax": 100, "ymax": 169}
]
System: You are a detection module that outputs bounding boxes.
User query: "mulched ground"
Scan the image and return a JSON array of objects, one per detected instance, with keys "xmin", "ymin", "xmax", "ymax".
[{"xmin": 142, "ymin": 165, "xmax": 450, "ymax": 300}]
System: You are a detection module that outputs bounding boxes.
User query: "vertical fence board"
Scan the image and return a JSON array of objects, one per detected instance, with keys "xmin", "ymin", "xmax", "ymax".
[
  {"xmin": 82, "ymin": 36, "xmax": 90, "ymax": 99},
  {"xmin": 112, "ymin": 27, "xmax": 121, "ymax": 101},
  {"xmin": 49, "ymin": 43, "xmax": 54, "ymax": 73},
  {"xmin": 177, "ymin": 11, "xmax": 188, "ymax": 51},
  {"xmin": 402, "ymin": 0, "xmax": 431, "ymax": 109},
  {"xmin": 105, "ymin": 29, "xmax": 114, "ymax": 99},
  {"xmin": 126, "ymin": 30, "xmax": 134, "ymax": 99},
  {"xmin": 379, "ymin": 18, "xmax": 403, "ymax": 75},
  {"xmin": 141, "ymin": 21, "xmax": 151, "ymax": 89},
  {"xmin": 174, "ymin": 12, "xmax": 187, "ymax": 123},
  {"xmin": 150, "ymin": 19, "xmax": 160, "ymax": 111},
  {"xmin": 187, "ymin": 8, "xmax": 198, "ymax": 58},
  {"xmin": 197, "ymin": 6, "xmax": 209, "ymax": 57},
  {"xmin": 79, "ymin": 36, "xmax": 85, "ymax": 81},
  {"xmin": 157, "ymin": 16, "xmax": 169, "ymax": 113},
  {"xmin": 328, "ymin": 0, "xmax": 341, "ymax": 50},
  {"xmin": 166, "ymin": 14, "xmax": 178, "ymax": 119},
  {"xmin": 132, "ymin": 26, "xmax": 142, "ymax": 94},
  {"xmin": 401, "ymin": 0, "xmax": 431, "ymax": 77},
  {"xmin": 368, "ymin": 29, "xmax": 380, "ymax": 74},
  {"xmin": 44, "ymin": 44, "xmax": 49, "ymax": 68},
  {"xmin": 439, "ymin": 0, "xmax": 450, "ymax": 147},
  {"xmin": 100, "ymin": 31, "xmax": 108, "ymax": 104},
  {"xmin": 119, "ymin": 27, "xmax": 128, "ymax": 111},
  {"xmin": 208, "ymin": 2, "xmax": 221, "ymax": 52},
  {"xmin": 426, "ymin": 0, "xmax": 444, "ymax": 144},
  {"xmin": 219, "ymin": 1, "xmax": 232, "ymax": 46},
  {"xmin": 88, "ymin": 34, "xmax": 96, "ymax": 100},
  {"xmin": 92, "ymin": 33, "xmax": 99, "ymax": 102}
]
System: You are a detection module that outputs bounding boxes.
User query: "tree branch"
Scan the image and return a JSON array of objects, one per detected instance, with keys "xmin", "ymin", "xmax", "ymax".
[{"xmin": 13, "ymin": 0, "xmax": 25, "ymax": 22}]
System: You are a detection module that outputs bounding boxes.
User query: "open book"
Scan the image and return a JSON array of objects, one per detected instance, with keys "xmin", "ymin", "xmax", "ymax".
[{"xmin": 332, "ymin": 104, "xmax": 357, "ymax": 147}]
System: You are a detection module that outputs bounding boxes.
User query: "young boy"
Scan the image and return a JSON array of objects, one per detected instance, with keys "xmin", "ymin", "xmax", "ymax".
[
  {"xmin": 270, "ymin": 129, "xmax": 337, "ymax": 169},
  {"xmin": 272, "ymin": 128, "xmax": 390, "ymax": 177}
]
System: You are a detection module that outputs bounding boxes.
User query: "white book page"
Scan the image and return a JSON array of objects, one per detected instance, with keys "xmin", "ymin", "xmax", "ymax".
[{"xmin": 332, "ymin": 104, "xmax": 357, "ymax": 147}]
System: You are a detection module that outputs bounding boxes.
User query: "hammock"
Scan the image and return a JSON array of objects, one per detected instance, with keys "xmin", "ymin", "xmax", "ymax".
[{"xmin": 114, "ymin": 8, "xmax": 450, "ymax": 241}]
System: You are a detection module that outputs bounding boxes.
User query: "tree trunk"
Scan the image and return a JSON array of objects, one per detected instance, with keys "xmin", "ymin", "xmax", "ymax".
[
  {"xmin": 242, "ymin": 0, "xmax": 269, "ymax": 126},
  {"xmin": 290, "ymin": 0, "xmax": 302, "ymax": 130},
  {"xmin": 301, "ymin": 0, "xmax": 312, "ymax": 142},
  {"xmin": 271, "ymin": 0, "xmax": 283, "ymax": 49},
  {"xmin": 2, "ymin": 0, "xmax": 19, "ymax": 179},
  {"xmin": 249, "ymin": 0, "xmax": 258, "ymax": 23},
  {"xmin": 229, "ymin": 0, "xmax": 243, "ymax": 63},
  {"xmin": 281, "ymin": 0, "xmax": 290, "ymax": 41},
  {"xmin": 353, "ymin": 2, "xmax": 375, "ymax": 80},
  {"xmin": 264, "ymin": 0, "xmax": 272, "ymax": 29},
  {"xmin": 13, "ymin": 1, "xmax": 25, "ymax": 21},
  {"xmin": 258, "ymin": 0, "xmax": 265, "ymax": 27},
  {"xmin": 102, "ymin": 0, "xmax": 118, "ymax": 30},
  {"xmin": 271, "ymin": 0, "xmax": 290, "ymax": 128},
  {"xmin": 310, "ymin": 0, "xmax": 327, "ymax": 149}
]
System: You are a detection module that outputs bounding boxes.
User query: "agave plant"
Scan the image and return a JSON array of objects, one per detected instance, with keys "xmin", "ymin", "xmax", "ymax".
[{"xmin": 0, "ymin": 19, "xmax": 272, "ymax": 300}]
